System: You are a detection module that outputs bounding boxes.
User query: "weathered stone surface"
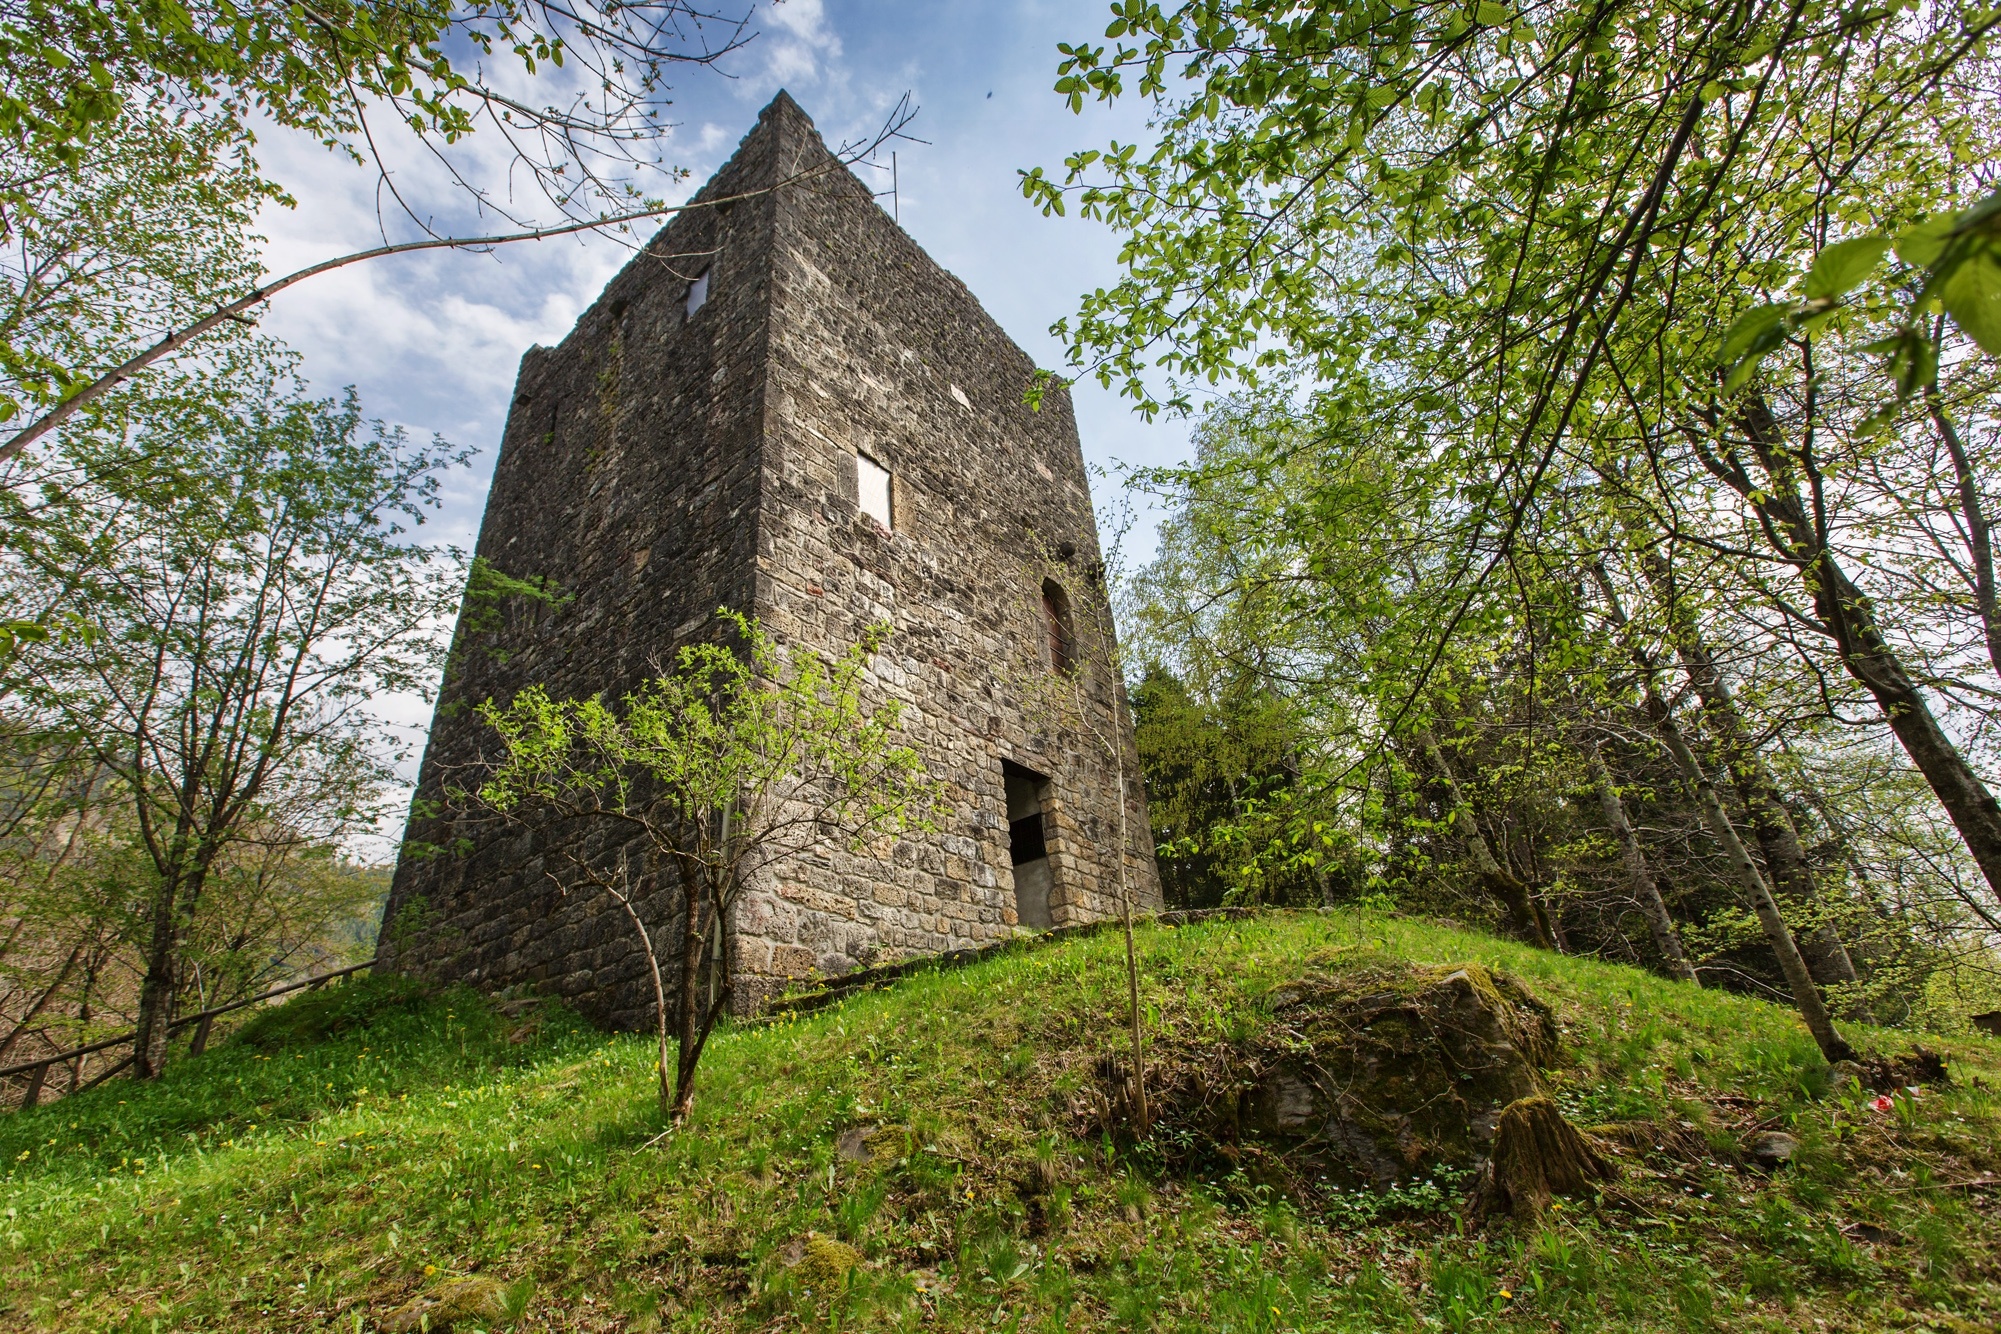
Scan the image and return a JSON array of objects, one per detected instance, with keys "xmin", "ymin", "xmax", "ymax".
[
  {"xmin": 1251, "ymin": 962, "xmax": 1556, "ymax": 1184},
  {"xmin": 1748, "ymin": 1130, "xmax": 1800, "ymax": 1171},
  {"xmin": 380, "ymin": 1276, "xmax": 510, "ymax": 1333},
  {"xmin": 1096, "ymin": 959, "xmax": 1560, "ymax": 1191},
  {"xmin": 377, "ymin": 92, "xmax": 1160, "ymax": 1027}
]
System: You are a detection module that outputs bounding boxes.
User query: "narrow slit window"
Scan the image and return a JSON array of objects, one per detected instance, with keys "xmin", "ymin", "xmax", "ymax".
[
  {"xmin": 1042, "ymin": 578, "xmax": 1074, "ymax": 674},
  {"xmin": 857, "ymin": 452, "xmax": 892, "ymax": 529},
  {"xmin": 685, "ymin": 269, "xmax": 710, "ymax": 318}
]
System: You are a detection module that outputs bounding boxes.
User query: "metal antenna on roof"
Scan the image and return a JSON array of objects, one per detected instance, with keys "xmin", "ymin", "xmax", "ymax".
[{"xmin": 892, "ymin": 151, "xmax": 899, "ymax": 224}]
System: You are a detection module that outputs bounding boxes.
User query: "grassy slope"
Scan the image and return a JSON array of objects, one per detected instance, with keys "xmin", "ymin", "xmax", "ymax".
[{"xmin": 3, "ymin": 910, "xmax": 1999, "ymax": 1333}]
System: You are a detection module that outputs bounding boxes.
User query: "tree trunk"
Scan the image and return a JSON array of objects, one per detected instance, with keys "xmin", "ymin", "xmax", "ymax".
[
  {"xmin": 1647, "ymin": 695, "xmax": 1855, "ymax": 1062},
  {"xmin": 132, "ymin": 881, "xmax": 187, "ymax": 1079},
  {"xmin": 1114, "ymin": 772, "xmax": 1148, "ymax": 1137},
  {"xmin": 1927, "ymin": 383, "xmax": 2001, "ymax": 680},
  {"xmin": 1419, "ymin": 728, "xmax": 1557, "ymax": 949},
  {"xmin": 1637, "ymin": 550, "xmax": 1862, "ymax": 988},
  {"xmin": 1592, "ymin": 564, "xmax": 1854, "ymax": 1062},
  {"xmin": 673, "ymin": 874, "xmax": 708, "ymax": 1122},
  {"xmin": 1724, "ymin": 395, "xmax": 2001, "ymax": 909},
  {"xmin": 1583, "ymin": 737, "xmax": 1699, "ymax": 984},
  {"xmin": 1482, "ymin": 1095, "xmax": 1617, "ymax": 1221}
]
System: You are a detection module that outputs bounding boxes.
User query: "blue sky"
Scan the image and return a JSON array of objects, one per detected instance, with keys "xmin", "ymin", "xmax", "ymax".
[
  {"xmin": 245, "ymin": 1, "xmax": 1195, "ymax": 844},
  {"xmin": 253, "ymin": 0, "xmax": 1192, "ymax": 555}
]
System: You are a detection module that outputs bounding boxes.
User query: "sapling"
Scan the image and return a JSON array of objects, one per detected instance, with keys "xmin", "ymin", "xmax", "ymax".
[
  {"xmin": 470, "ymin": 611, "xmax": 942, "ymax": 1121},
  {"xmin": 1014, "ymin": 504, "xmax": 1153, "ymax": 1135}
]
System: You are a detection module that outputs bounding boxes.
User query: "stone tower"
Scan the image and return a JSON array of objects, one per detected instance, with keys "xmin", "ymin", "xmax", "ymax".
[{"xmin": 377, "ymin": 92, "xmax": 1161, "ymax": 1024}]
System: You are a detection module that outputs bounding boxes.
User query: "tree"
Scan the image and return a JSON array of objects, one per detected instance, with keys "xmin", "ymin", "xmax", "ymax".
[
  {"xmin": 4, "ymin": 372, "xmax": 463, "ymax": 1077},
  {"xmin": 468, "ymin": 613, "xmax": 942, "ymax": 1122},
  {"xmin": 0, "ymin": 105, "xmax": 270, "ymax": 446},
  {"xmin": 1591, "ymin": 572, "xmax": 1856, "ymax": 1059},
  {"xmin": 1579, "ymin": 730, "xmax": 1698, "ymax": 983},
  {"xmin": 1116, "ymin": 393, "xmax": 1911, "ymax": 1051},
  {"xmin": 0, "ymin": 0, "xmax": 761, "ymax": 464},
  {"xmin": 1027, "ymin": 0, "xmax": 2001, "ymax": 903},
  {"xmin": 1418, "ymin": 725, "xmax": 1557, "ymax": 949},
  {"xmin": 0, "ymin": 735, "xmax": 385, "ymax": 1101},
  {"xmin": 0, "ymin": 0, "xmax": 754, "ymax": 203},
  {"xmin": 1130, "ymin": 666, "xmax": 1329, "ymax": 908}
]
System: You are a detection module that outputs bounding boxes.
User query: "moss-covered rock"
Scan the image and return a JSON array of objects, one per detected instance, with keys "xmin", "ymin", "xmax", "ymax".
[
  {"xmin": 379, "ymin": 1275, "xmax": 511, "ymax": 1332},
  {"xmin": 1129, "ymin": 958, "xmax": 1561, "ymax": 1190},
  {"xmin": 779, "ymin": 1233, "xmax": 861, "ymax": 1293}
]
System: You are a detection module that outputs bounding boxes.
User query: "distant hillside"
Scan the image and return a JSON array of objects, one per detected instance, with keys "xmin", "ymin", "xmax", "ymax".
[{"xmin": 2, "ymin": 911, "xmax": 1996, "ymax": 1332}]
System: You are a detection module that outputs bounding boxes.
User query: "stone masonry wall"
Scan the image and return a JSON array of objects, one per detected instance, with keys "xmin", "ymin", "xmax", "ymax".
[
  {"xmin": 378, "ymin": 93, "xmax": 1160, "ymax": 1026},
  {"xmin": 376, "ymin": 104, "xmax": 786, "ymax": 1029},
  {"xmin": 731, "ymin": 97, "xmax": 1162, "ymax": 1008}
]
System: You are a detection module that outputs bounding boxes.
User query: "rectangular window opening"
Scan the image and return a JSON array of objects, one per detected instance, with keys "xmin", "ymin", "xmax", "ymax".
[
  {"xmin": 1003, "ymin": 760, "xmax": 1053, "ymax": 930},
  {"xmin": 857, "ymin": 452, "xmax": 893, "ymax": 530},
  {"xmin": 685, "ymin": 269, "xmax": 710, "ymax": 318}
]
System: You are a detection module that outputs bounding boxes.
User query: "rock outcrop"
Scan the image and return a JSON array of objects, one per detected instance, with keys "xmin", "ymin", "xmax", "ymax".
[{"xmin": 1095, "ymin": 958, "xmax": 1604, "ymax": 1204}]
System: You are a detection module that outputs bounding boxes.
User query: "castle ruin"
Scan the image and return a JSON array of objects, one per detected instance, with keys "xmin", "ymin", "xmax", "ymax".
[{"xmin": 377, "ymin": 93, "xmax": 1161, "ymax": 1025}]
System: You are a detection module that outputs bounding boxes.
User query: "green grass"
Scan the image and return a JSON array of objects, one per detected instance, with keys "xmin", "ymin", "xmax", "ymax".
[{"xmin": 4, "ymin": 910, "xmax": 1999, "ymax": 1332}]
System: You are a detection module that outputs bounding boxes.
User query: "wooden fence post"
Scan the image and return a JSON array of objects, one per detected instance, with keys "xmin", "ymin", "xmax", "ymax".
[{"xmin": 20, "ymin": 1061, "xmax": 48, "ymax": 1109}]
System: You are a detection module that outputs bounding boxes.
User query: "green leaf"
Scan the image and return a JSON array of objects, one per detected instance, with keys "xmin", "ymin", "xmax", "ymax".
[
  {"xmin": 1721, "ymin": 359, "xmax": 1758, "ymax": 395},
  {"xmin": 1958, "ymin": 187, "xmax": 2001, "ymax": 236},
  {"xmin": 1862, "ymin": 329, "xmax": 1938, "ymax": 398},
  {"xmin": 1716, "ymin": 302, "xmax": 1789, "ymax": 365},
  {"xmin": 1896, "ymin": 216, "xmax": 1955, "ymax": 269},
  {"xmin": 1719, "ymin": 300, "xmax": 1797, "ymax": 391},
  {"xmin": 1474, "ymin": 2, "xmax": 1512, "ymax": 25},
  {"xmin": 1941, "ymin": 246, "xmax": 2001, "ymax": 356},
  {"xmin": 1802, "ymin": 235, "xmax": 1890, "ymax": 300}
]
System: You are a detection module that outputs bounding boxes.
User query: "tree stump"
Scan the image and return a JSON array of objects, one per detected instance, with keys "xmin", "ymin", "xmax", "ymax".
[{"xmin": 1484, "ymin": 1094, "xmax": 1615, "ymax": 1220}]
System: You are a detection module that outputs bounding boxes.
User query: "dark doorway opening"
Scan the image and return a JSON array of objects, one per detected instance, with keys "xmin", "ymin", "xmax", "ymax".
[{"xmin": 1003, "ymin": 760, "xmax": 1053, "ymax": 929}]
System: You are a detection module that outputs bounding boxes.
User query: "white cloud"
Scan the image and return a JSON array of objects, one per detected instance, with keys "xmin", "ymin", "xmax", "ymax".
[
  {"xmin": 754, "ymin": 0, "xmax": 843, "ymax": 86},
  {"xmin": 763, "ymin": 40, "xmax": 825, "ymax": 85},
  {"xmin": 766, "ymin": 0, "xmax": 837, "ymax": 45}
]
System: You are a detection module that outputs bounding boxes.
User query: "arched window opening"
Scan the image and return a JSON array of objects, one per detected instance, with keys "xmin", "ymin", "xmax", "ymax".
[{"xmin": 1041, "ymin": 578, "xmax": 1075, "ymax": 675}]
